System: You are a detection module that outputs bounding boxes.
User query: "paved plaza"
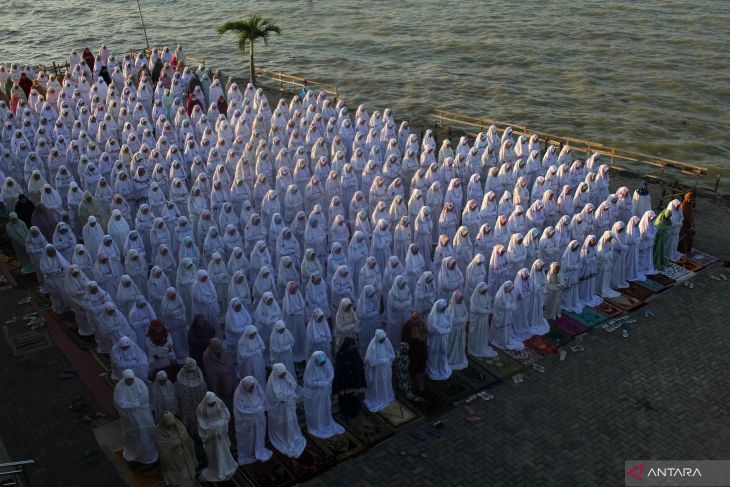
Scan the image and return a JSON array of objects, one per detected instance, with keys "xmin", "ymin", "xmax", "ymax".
[{"xmin": 1, "ymin": 173, "xmax": 729, "ymax": 487}]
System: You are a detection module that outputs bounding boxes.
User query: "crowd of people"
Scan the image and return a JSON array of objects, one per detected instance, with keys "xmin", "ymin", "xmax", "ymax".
[{"xmin": 0, "ymin": 44, "xmax": 697, "ymax": 483}]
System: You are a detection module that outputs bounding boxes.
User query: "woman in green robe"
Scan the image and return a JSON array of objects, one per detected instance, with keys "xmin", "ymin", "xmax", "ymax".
[
  {"xmin": 77, "ymin": 191, "xmax": 109, "ymax": 231},
  {"xmin": 6, "ymin": 212, "xmax": 34, "ymax": 273},
  {"xmin": 653, "ymin": 209, "xmax": 672, "ymax": 269}
]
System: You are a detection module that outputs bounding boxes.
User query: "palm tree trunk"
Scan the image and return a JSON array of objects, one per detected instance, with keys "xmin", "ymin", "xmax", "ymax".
[{"xmin": 249, "ymin": 41, "xmax": 256, "ymax": 86}]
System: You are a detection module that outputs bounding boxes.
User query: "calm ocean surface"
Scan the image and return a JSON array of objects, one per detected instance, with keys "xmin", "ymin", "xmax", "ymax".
[{"xmin": 1, "ymin": 0, "xmax": 729, "ymax": 179}]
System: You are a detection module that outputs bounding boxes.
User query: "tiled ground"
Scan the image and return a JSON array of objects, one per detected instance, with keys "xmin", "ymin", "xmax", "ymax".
[{"xmin": 1, "ymin": 173, "xmax": 728, "ymax": 487}]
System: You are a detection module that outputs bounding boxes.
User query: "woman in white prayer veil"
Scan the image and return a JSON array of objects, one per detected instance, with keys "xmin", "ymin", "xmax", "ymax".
[
  {"xmin": 300, "ymin": 248, "xmax": 323, "ymax": 288},
  {"xmin": 491, "ymin": 280, "xmax": 523, "ymax": 350},
  {"xmin": 386, "ymin": 275, "xmax": 412, "ymax": 348},
  {"xmin": 363, "ymin": 329, "xmax": 395, "ymax": 412},
  {"xmin": 426, "ymin": 299, "xmax": 453, "ymax": 381},
  {"xmin": 224, "ymin": 297, "xmax": 252, "ymax": 356},
  {"xmin": 114, "ymin": 369, "xmax": 159, "ymax": 464},
  {"xmin": 527, "ymin": 260, "xmax": 550, "ymax": 335},
  {"xmin": 610, "ymin": 221, "xmax": 629, "ymax": 290},
  {"xmin": 414, "ymin": 206, "xmax": 433, "ymax": 266},
  {"xmin": 413, "ymin": 271, "xmax": 437, "ymax": 316},
  {"xmin": 382, "ymin": 256, "xmax": 405, "ymax": 298},
  {"xmin": 404, "ymin": 243, "xmax": 425, "ymax": 297},
  {"xmin": 347, "ymin": 231, "xmax": 369, "ymax": 292},
  {"xmin": 266, "ymin": 363, "xmax": 307, "ymax": 458},
  {"xmin": 511, "ymin": 268, "xmax": 534, "ymax": 342},
  {"xmin": 233, "ymin": 376, "xmax": 273, "ymax": 464},
  {"xmin": 196, "ymin": 391, "xmax": 238, "ymax": 482},
  {"xmin": 637, "ymin": 210, "xmax": 657, "ymax": 280},
  {"xmin": 577, "ymin": 234, "xmax": 602, "ymax": 309},
  {"xmin": 158, "ymin": 287, "xmax": 188, "ymax": 363},
  {"xmin": 560, "ymin": 240, "xmax": 582, "ymax": 313},
  {"xmin": 437, "ymin": 256, "xmax": 463, "ymax": 302},
  {"xmin": 624, "ymin": 216, "xmax": 641, "ymax": 282},
  {"xmin": 468, "ymin": 282, "xmax": 496, "ymax": 357},
  {"xmin": 52, "ymin": 222, "xmax": 76, "ymax": 263},
  {"xmin": 255, "ymin": 291, "xmax": 282, "ymax": 357},
  {"xmin": 335, "ymin": 298, "xmax": 359, "ymax": 352},
  {"xmin": 464, "ymin": 253, "xmax": 487, "ymax": 308},
  {"xmin": 192, "ymin": 269, "xmax": 221, "ymax": 337},
  {"xmin": 40, "ymin": 244, "xmax": 70, "ymax": 313},
  {"xmin": 596, "ymin": 232, "xmax": 619, "ymax": 298},
  {"xmin": 236, "ymin": 324, "xmax": 267, "ymax": 386},
  {"xmin": 281, "ymin": 281, "xmax": 307, "ymax": 361},
  {"xmin": 303, "ymin": 351, "xmax": 345, "ymax": 439},
  {"xmin": 270, "ymin": 320, "xmax": 296, "ymax": 378},
  {"xmin": 111, "ymin": 336, "xmax": 150, "ymax": 382},
  {"xmin": 147, "ymin": 266, "xmax": 169, "ymax": 316},
  {"xmin": 445, "ymin": 290, "xmax": 469, "ymax": 370}
]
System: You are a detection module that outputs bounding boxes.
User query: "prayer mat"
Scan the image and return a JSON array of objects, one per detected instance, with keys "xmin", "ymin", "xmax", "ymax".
[
  {"xmin": 525, "ymin": 334, "xmax": 561, "ymax": 355},
  {"xmin": 634, "ymin": 277, "xmax": 669, "ymax": 294},
  {"xmin": 473, "ymin": 352, "xmax": 526, "ymax": 381},
  {"xmin": 409, "ymin": 383, "xmax": 454, "ymax": 418},
  {"xmin": 308, "ymin": 428, "xmax": 366, "ymax": 463},
  {"xmin": 648, "ymin": 273, "xmax": 676, "ymax": 287},
  {"xmin": 378, "ymin": 398, "xmax": 421, "ymax": 429},
  {"xmin": 606, "ymin": 294, "xmax": 645, "ymax": 312},
  {"xmin": 677, "ymin": 258, "xmax": 704, "ymax": 273},
  {"xmin": 277, "ymin": 441, "xmax": 335, "ymax": 484},
  {"xmin": 504, "ymin": 346, "xmax": 541, "ymax": 365},
  {"xmin": 622, "ymin": 281, "xmax": 655, "ymax": 302},
  {"xmin": 565, "ymin": 307, "xmax": 610, "ymax": 329},
  {"xmin": 594, "ymin": 300, "xmax": 625, "ymax": 318},
  {"xmin": 110, "ymin": 449, "xmax": 164, "ymax": 487},
  {"xmin": 550, "ymin": 315, "xmax": 590, "ymax": 336},
  {"xmin": 660, "ymin": 262, "xmax": 695, "ymax": 282},
  {"xmin": 238, "ymin": 452, "xmax": 296, "ymax": 487},
  {"xmin": 454, "ymin": 359, "xmax": 501, "ymax": 390},
  {"xmin": 543, "ymin": 328, "xmax": 574, "ymax": 348},
  {"xmin": 428, "ymin": 373, "xmax": 473, "ymax": 403},
  {"xmin": 337, "ymin": 410, "xmax": 394, "ymax": 446},
  {"xmin": 684, "ymin": 248, "xmax": 718, "ymax": 268},
  {"xmin": 68, "ymin": 329, "xmax": 97, "ymax": 351}
]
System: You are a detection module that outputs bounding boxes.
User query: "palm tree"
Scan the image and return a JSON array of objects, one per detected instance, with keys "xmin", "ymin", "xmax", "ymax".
[{"xmin": 217, "ymin": 16, "xmax": 281, "ymax": 87}]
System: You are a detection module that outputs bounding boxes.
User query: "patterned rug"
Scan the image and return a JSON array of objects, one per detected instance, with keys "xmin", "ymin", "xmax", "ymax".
[
  {"xmin": 594, "ymin": 300, "xmax": 625, "ymax": 318},
  {"xmin": 634, "ymin": 277, "xmax": 669, "ymax": 294},
  {"xmin": 503, "ymin": 347, "xmax": 542, "ymax": 365},
  {"xmin": 684, "ymin": 249, "xmax": 718, "ymax": 268},
  {"xmin": 525, "ymin": 334, "xmax": 561, "ymax": 356},
  {"xmin": 660, "ymin": 262, "xmax": 695, "ymax": 282},
  {"xmin": 551, "ymin": 315, "xmax": 590, "ymax": 336},
  {"xmin": 377, "ymin": 398, "xmax": 422, "ymax": 429},
  {"xmin": 454, "ymin": 359, "xmax": 501, "ymax": 390},
  {"xmin": 676, "ymin": 258, "xmax": 704, "ymax": 273},
  {"xmin": 473, "ymin": 352, "xmax": 526, "ymax": 381},
  {"xmin": 307, "ymin": 429, "xmax": 366, "ymax": 463},
  {"xmin": 566, "ymin": 307, "xmax": 611, "ymax": 328},
  {"xmin": 542, "ymin": 329, "xmax": 574, "ymax": 348},
  {"xmin": 621, "ymin": 281, "xmax": 655, "ymax": 302},
  {"xmin": 335, "ymin": 410, "xmax": 394, "ymax": 447},
  {"xmin": 606, "ymin": 294, "xmax": 645, "ymax": 312}
]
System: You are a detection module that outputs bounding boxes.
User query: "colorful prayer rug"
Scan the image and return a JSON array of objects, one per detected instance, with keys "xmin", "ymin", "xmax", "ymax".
[
  {"xmin": 473, "ymin": 352, "xmax": 526, "ymax": 380},
  {"xmin": 336, "ymin": 410, "xmax": 394, "ymax": 446},
  {"xmin": 568, "ymin": 306, "xmax": 611, "ymax": 328},
  {"xmin": 543, "ymin": 328, "xmax": 574, "ymax": 348},
  {"xmin": 660, "ymin": 262, "xmax": 695, "ymax": 282},
  {"xmin": 594, "ymin": 300, "xmax": 626, "ymax": 318},
  {"xmin": 634, "ymin": 277, "xmax": 669, "ymax": 294},
  {"xmin": 378, "ymin": 398, "xmax": 421, "ymax": 429},
  {"xmin": 676, "ymin": 258, "xmax": 704, "ymax": 273},
  {"xmin": 525, "ymin": 334, "xmax": 561, "ymax": 355},
  {"xmin": 684, "ymin": 249, "xmax": 718, "ymax": 268},
  {"xmin": 551, "ymin": 315, "xmax": 590, "ymax": 336},
  {"xmin": 606, "ymin": 293, "xmax": 645, "ymax": 312},
  {"xmin": 621, "ymin": 281, "xmax": 655, "ymax": 302},
  {"xmin": 454, "ymin": 359, "xmax": 501, "ymax": 390},
  {"xmin": 647, "ymin": 273, "xmax": 676, "ymax": 286},
  {"xmin": 308, "ymin": 429, "xmax": 366, "ymax": 463},
  {"xmin": 503, "ymin": 346, "xmax": 541, "ymax": 365}
]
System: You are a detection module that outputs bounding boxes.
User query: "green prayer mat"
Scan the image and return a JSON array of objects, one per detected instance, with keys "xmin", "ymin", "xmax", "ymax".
[
  {"xmin": 473, "ymin": 351, "xmax": 527, "ymax": 381},
  {"xmin": 634, "ymin": 277, "xmax": 669, "ymax": 294},
  {"xmin": 454, "ymin": 359, "xmax": 501, "ymax": 390},
  {"xmin": 544, "ymin": 328, "xmax": 574, "ymax": 347},
  {"xmin": 336, "ymin": 410, "xmax": 394, "ymax": 446}
]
